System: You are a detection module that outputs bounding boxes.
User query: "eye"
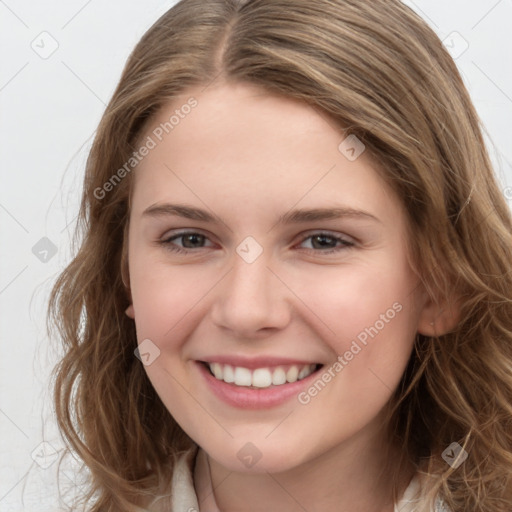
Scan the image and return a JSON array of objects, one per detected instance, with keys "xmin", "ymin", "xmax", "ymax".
[
  {"xmin": 159, "ymin": 231, "xmax": 215, "ymax": 253},
  {"xmin": 158, "ymin": 230, "xmax": 355, "ymax": 255},
  {"xmin": 297, "ymin": 232, "xmax": 355, "ymax": 254}
]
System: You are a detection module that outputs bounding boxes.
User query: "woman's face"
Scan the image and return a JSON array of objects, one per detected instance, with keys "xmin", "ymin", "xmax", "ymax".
[{"xmin": 125, "ymin": 81, "xmax": 430, "ymax": 473}]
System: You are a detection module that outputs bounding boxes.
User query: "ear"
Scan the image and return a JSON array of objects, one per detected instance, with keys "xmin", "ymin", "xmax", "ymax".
[
  {"xmin": 417, "ymin": 290, "xmax": 461, "ymax": 336},
  {"xmin": 121, "ymin": 222, "xmax": 135, "ymax": 319}
]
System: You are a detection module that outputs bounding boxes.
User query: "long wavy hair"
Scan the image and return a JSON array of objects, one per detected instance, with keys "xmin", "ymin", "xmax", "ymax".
[{"xmin": 47, "ymin": 0, "xmax": 512, "ymax": 510}]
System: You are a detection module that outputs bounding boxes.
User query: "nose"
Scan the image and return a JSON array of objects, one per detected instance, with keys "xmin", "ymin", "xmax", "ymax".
[{"xmin": 209, "ymin": 249, "xmax": 291, "ymax": 338}]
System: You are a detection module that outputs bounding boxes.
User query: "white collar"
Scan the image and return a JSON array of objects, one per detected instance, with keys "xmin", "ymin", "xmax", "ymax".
[{"xmin": 170, "ymin": 445, "xmax": 449, "ymax": 512}]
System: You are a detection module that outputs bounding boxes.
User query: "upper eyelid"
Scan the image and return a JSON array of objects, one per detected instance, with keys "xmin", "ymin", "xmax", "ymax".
[{"xmin": 161, "ymin": 229, "xmax": 216, "ymax": 244}]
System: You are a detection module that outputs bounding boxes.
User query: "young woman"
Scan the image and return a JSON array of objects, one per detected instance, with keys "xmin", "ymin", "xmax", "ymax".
[{"xmin": 48, "ymin": 1, "xmax": 512, "ymax": 511}]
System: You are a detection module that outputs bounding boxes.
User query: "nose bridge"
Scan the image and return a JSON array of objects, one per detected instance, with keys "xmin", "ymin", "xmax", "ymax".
[
  {"xmin": 209, "ymin": 245, "xmax": 289, "ymax": 334},
  {"xmin": 231, "ymin": 250, "xmax": 272, "ymax": 300}
]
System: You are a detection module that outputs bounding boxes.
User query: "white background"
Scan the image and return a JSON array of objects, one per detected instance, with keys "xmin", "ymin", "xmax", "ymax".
[{"xmin": 1, "ymin": 1, "xmax": 511, "ymax": 510}]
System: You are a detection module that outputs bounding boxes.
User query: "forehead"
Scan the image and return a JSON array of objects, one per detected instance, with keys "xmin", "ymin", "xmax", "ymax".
[{"xmin": 130, "ymin": 81, "xmax": 402, "ymax": 227}]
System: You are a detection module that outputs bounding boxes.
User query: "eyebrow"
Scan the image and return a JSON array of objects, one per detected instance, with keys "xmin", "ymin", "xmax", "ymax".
[{"xmin": 142, "ymin": 203, "xmax": 380, "ymax": 226}]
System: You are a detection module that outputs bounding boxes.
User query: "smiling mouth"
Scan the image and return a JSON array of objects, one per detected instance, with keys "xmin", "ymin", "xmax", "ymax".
[{"xmin": 200, "ymin": 361, "xmax": 323, "ymax": 389}]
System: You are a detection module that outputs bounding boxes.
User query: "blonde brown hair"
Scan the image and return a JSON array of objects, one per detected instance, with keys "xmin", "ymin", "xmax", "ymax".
[{"xmin": 48, "ymin": 0, "xmax": 512, "ymax": 510}]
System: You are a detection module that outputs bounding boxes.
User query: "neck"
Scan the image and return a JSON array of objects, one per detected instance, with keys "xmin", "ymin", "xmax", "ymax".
[{"xmin": 194, "ymin": 426, "xmax": 415, "ymax": 512}]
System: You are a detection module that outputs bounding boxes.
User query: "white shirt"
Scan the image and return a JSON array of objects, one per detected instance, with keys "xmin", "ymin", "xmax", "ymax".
[{"xmin": 168, "ymin": 445, "xmax": 450, "ymax": 512}]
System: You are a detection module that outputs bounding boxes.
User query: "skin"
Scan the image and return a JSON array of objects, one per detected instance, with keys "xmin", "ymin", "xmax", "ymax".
[{"xmin": 124, "ymin": 81, "xmax": 455, "ymax": 512}]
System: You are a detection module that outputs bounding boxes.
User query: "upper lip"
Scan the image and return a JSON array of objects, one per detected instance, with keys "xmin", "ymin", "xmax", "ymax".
[{"xmin": 198, "ymin": 355, "xmax": 322, "ymax": 369}]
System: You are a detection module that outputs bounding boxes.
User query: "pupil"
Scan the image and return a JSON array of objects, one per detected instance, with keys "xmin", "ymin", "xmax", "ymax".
[
  {"xmin": 184, "ymin": 234, "xmax": 203, "ymax": 248},
  {"xmin": 313, "ymin": 235, "xmax": 335, "ymax": 249}
]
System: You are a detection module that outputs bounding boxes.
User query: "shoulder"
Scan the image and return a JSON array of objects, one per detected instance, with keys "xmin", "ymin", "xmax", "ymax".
[{"xmin": 394, "ymin": 475, "xmax": 452, "ymax": 512}]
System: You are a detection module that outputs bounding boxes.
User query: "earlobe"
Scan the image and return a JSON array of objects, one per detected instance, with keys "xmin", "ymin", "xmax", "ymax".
[
  {"xmin": 417, "ymin": 294, "xmax": 461, "ymax": 336},
  {"xmin": 125, "ymin": 304, "xmax": 135, "ymax": 319}
]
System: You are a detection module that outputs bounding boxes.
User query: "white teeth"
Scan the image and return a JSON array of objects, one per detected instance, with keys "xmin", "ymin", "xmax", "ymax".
[
  {"xmin": 271, "ymin": 367, "xmax": 287, "ymax": 385},
  {"xmin": 286, "ymin": 366, "xmax": 298, "ymax": 383},
  {"xmin": 234, "ymin": 367, "xmax": 252, "ymax": 386},
  {"xmin": 211, "ymin": 362, "xmax": 223, "ymax": 380},
  {"xmin": 223, "ymin": 365, "xmax": 235, "ymax": 383},
  {"xmin": 298, "ymin": 366, "xmax": 314, "ymax": 380},
  {"xmin": 252, "ymin": 368, "xmax": 273, "ymax": 388},
  {"xmin": 207, "ymin": 362, "xmax": 318, "ymax": 388}
]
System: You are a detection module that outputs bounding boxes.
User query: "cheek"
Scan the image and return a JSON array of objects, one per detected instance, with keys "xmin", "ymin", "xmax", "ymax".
[
  {"xmin": 128, "ymin": 256, "xmax": 208, "ymax": 426},
  {"xmin": 129, "ymin": 252, "xmax": 216, "ymax": 341},
  {"xmin": 293, "ymin": 264, "xmax": 418, "ymax": 413},
  {"xmin": 292, "ymin": 258, "xmax": 419, "ymax": 405},
  {"xmin": 291, "ymin": 256, "xmax": 416, "ymax": 347}
]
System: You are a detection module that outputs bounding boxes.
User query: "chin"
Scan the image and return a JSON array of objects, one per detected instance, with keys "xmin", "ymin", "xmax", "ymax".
[{"xmin": 203, "ymin": 436, "xmax": 312, "ymax": 474}]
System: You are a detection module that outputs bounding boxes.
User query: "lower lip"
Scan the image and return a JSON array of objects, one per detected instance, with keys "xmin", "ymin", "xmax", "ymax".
[{"xmin": 196, "ymin": 361, "xmax": 323, "ymax": 409}]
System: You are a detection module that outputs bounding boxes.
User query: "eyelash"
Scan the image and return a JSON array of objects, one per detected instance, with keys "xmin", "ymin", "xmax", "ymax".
[{"xmin": 158, "ymin": 231, "xmax": 355, "ymax": 255}]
